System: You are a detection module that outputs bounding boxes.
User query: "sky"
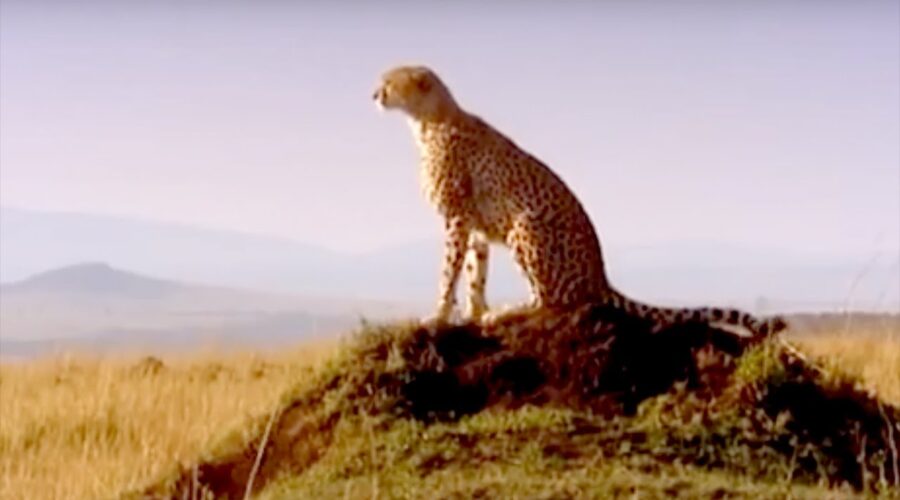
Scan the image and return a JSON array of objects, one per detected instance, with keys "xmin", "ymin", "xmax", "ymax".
[{"xmin": 1, "ymin": 1, "xmax": 898, "ymax": 261}]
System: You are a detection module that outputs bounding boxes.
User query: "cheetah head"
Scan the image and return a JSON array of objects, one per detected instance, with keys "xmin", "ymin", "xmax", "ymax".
[{"xmin": 372, "ymin": 65, "xmax": 458, "ymax": 119}]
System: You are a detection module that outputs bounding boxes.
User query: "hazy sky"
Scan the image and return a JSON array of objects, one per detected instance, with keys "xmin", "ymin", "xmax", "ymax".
[{"xmin": 1, "ymin": 1, "xmax": 898, "ymax": 259}]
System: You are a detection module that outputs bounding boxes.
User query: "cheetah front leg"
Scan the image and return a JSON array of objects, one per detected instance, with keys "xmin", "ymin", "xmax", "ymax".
[
  {"xmin": 464, "ymin": 232, "xmax": 489, "ymax": 322},
  {"xmin": 425, "ymin": 215, "xmax": 470, "ymax": 325},
  {"xmin": 481, "ymin": 215, "xmax": 544, "ymax": 326}
]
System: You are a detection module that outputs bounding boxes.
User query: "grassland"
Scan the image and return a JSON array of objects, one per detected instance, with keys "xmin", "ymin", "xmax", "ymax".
[
  {"xmin": 1, "ymin": 314, "xmax": 898, "ymax": 499},
  {"xmin": 796, "ymin": 335, "xmax": 900, "ymax": 405},
  {"xmin": 0, "ymin": 345, "xmax": 337, "ymax": 500}
]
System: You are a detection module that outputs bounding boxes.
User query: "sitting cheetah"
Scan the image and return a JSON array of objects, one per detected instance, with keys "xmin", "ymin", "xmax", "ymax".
[{"xmin": 373, "ymin": 65, "xmax": 786, "ymax": 337}]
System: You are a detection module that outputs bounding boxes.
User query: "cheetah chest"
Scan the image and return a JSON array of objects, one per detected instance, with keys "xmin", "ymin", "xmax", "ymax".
[
  {"xmin": 469, "ymin": 158, "xmax": 517, "ymax": 241},
  {"xmin": 414, "ymin": 121, "xmax": 515, "ymax": 241}
]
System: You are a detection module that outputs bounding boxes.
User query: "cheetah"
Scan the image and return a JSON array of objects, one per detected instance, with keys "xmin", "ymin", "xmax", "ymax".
[{"xmin": 373, "ymin": 64, "xmax": 786, "ymax": 338}]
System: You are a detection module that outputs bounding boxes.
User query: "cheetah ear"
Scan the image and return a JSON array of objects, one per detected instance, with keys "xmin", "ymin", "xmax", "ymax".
[{"xmin": 415, "ymin": 75, "xmax": 433, "ymax": 93}]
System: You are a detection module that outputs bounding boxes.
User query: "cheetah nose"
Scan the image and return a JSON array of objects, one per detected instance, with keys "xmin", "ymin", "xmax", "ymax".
[{"xmin": 372, "ymin": 89, "xmax": 381, "ymax": 101}]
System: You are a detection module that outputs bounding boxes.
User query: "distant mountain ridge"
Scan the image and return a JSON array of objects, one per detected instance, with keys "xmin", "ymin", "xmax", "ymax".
[
  {"xmin": 1, "ymin": 206, "xmax": 897, "ymax": 312},
  {"xmin": 0, "ymin": 262, "xmax": 423, "ymax": 360},
  {"xmin": 0, "ymin": 206, "xmax": 351, "ymax": 295},
  {"xmin": 0, "ymin": 206, "xmax": 525, "ymax": 300},
  {"xmin": 3, "ymin": 262, "xmax": 183, "ymax": 299}
]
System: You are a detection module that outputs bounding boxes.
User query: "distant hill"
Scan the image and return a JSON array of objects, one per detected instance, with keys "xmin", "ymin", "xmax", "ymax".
[
  {"xmin": 0, "ymin": 206, "xmax": 352, "ymax": 295},
  {"xmin": 2, "ymin": 262, "xmax": 183, "ymax": 299},
  {"xmin": 0, "ymin": 262, "xmax": 421, "ymax": 359}
]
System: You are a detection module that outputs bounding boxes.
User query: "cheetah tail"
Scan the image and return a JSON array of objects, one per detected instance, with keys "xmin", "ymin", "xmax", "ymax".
[{"xmin": 603, "ymin": 289, "xmax": 788, "ymax": 340}]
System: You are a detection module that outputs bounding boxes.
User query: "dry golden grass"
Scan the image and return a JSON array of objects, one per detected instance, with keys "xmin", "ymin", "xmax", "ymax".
[
  {"xmin": 0, "ymin": 323, "xmax": 897, "ymax": 500},
  {"xmin": 0, "ymin": 342, "xmax": 337, "ymax": 500},
  {"xmin": 797, "ymin": 328, "xmax": 900, "ymax": 405}
]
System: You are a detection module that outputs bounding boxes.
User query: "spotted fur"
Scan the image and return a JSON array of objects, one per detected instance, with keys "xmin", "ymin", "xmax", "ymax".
[{"xmin": 373, "ymin": 65, "xmax": 786, "ymax": 338}]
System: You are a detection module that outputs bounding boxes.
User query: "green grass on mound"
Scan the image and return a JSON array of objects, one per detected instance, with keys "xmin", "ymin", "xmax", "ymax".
[{"xmin": 137, "ymin": 305, "xmax": 900, "ymax": 499}]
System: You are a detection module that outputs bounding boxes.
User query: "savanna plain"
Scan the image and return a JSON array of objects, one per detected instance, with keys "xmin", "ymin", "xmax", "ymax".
[{"xmin": 1, "ymin": 314, "xmax": 898, "ymax": 499}]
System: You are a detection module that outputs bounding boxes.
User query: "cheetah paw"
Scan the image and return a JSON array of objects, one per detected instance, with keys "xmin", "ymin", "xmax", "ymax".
[
  {"xmin": 419, "ymin": 308, "xmax": 461, "ymax": 329},
  {"xmin": 480, "ymin": 303, "xmax": 537, "ymax": 328}
]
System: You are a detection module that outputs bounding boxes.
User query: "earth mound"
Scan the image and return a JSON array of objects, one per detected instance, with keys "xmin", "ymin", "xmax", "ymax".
[{"xmin": 138, "ymin": 305, "xmax": 900, "ymax": 499}]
